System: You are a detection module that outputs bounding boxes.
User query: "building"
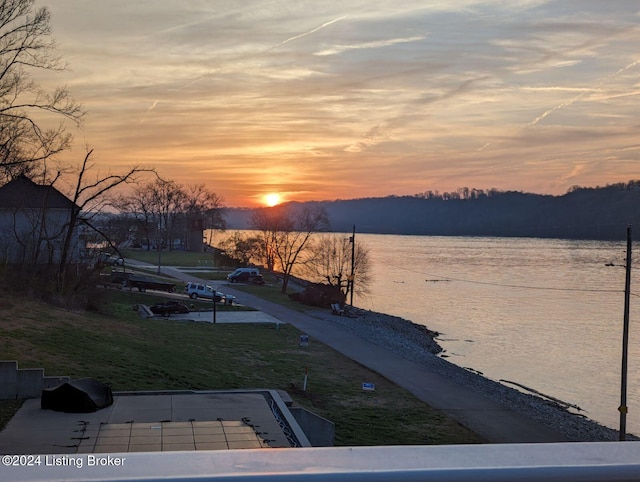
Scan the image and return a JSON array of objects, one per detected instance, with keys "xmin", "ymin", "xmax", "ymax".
[{"xmin": 0, "ymin": 175, "xmax": 82, "ymax": 264}]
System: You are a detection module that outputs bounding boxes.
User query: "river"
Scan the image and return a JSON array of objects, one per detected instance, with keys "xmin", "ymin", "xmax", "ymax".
[{"xmin": 352, "ymin": 234, "xmax": 640, "ymax": 435}]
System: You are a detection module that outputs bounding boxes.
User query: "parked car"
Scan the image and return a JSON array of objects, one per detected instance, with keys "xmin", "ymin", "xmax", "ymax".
[
  {"xmin": 227, "ymin": 267, "xmax": 259, "ymax": 280},
  {"xmin": 227, "ymin": 268, "xmax": 264, "ymax": 284},
  {"xmin": 99, "ymin": 252, "xmax": 124, "ymax": 266},
  {"xmin": 108, "ymin": 255, "xmax": 124, "ymax": 266},
  {"xmin": 184, "ymin": 282, "xmax": 225, "ymax": 301},
  {"xmin": 149, "ymin": 301, "xmax": 189, "ymax": 317}
]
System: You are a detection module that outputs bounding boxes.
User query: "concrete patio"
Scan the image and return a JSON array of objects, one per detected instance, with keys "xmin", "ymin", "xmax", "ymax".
[{"xmin": 0, "ymin": 390, "xmax": 311, "ymax": 455}]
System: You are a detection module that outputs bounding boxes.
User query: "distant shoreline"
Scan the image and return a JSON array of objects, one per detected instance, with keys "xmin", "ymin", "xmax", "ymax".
[{"xmin": 222, "ymin": 184, "xmax": 640, "ymax": 241}]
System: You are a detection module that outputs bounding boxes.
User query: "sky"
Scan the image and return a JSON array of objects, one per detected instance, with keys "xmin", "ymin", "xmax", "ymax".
[{"xmin": 33, "ymin": 0, "xmax": 640, "ymax": 207}]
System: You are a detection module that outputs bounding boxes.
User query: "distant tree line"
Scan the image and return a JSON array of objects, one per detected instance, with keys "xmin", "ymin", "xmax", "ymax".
[
  {"xmin": 322, "ymin": 181, "xmax": 640, "ymax": 240},
  {"xmin": 416, "ymin": 186, "xmax": 507, "ymax": 201},
  {"xmin": 225, "ymin": 181, "xmax": 640, "ymax": 241},
  {"xmin": 416, "ymin": 180, "xmax": 640, "ymax": 202}
]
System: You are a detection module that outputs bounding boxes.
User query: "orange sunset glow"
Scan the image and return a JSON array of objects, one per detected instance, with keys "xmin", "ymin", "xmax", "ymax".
[{"xmin": 34, "ymin": 1, "xmax": 640, "ymax": 207}]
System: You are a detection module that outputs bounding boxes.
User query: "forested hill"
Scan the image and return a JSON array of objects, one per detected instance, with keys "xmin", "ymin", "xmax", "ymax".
[{"xmin": 225, "ymin": 181, "xmax": 640, "ymax": 240}]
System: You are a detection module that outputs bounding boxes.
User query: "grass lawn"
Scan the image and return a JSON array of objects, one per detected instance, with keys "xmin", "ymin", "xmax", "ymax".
[
  {"xmin": 229, "ymin": 282, "xmax": 310, "ymax": 311},
  {"xmin": 121, "ymin": 249, "xmax": 234, "ymax": 270},
  {"xmin": 121, "ymin": 249, "xmax": 209, "ymax": 267},
  {"xmin": 0, "ymin": 291, "xmax": 483, "ymax": 446}
]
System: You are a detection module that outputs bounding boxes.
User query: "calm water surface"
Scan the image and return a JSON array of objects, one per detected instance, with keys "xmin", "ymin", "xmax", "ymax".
[{"xmin": 353, "ymin": 234, "xmax": 640, "ymax": 435}]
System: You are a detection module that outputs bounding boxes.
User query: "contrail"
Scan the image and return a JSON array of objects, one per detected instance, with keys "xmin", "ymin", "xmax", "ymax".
[
  {"xmin": 528, "ymin": 58, "xmax": 640, "ymax": 126},
  {"xmin": 138, "ymin": 100, "xmax": 160, "ymax": 125},
  {"xmin": 266, "ymin": 15, "xmax": 347, "ymax": 52},
  {"xmin": 528, "ymin": 92, "xmax": 587, "ymax": 126},
  {"xmin": 612, "ymin": 58, "xmax": 640, "ymax": 76},
  {"xmin": 182, "ymin": 16, "xmax": 347, "ymax": 89},
  {"xmin": 316, "ymin": 35, "xmax": 426, "ymax": 56}
]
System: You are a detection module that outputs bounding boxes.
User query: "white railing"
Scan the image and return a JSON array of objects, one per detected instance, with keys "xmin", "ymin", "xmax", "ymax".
[{"xmin": 2, "ymin": 442, "xmax": 640, "ymax": 481}]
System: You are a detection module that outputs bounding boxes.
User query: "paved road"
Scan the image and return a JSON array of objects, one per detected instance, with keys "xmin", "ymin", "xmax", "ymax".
[{"xmin": 135, "ymin": 262, "xmax": 569, "ymax": 444}]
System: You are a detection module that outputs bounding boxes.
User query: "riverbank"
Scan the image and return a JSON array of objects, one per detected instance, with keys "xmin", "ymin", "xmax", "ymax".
[{"xmin": 306, "ymin": 306, "xmax": 635, "ymax": 442}]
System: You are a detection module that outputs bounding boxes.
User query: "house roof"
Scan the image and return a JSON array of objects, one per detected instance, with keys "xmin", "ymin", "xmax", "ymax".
[{"xmin": 0, "ymin": 175, "xmax": 78, "ymax": 210}]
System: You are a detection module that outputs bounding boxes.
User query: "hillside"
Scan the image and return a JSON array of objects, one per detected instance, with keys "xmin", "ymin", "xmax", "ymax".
[{"xmin": 224, "ymin": 182, "xmax": 640, "ymax": 240}]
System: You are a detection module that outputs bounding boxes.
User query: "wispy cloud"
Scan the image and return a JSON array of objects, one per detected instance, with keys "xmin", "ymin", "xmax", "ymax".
[{"xmin": 316, "ymin": 35, "xmax": 427, "ymax": 56}]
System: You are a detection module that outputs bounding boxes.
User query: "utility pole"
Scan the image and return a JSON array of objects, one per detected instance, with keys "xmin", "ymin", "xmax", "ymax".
[
  {"xmin": 349, "ymin": 224, "xmax": 355, "ymax": 306},
  {"xmin": 619, "ymin": 225, "xmax": 632, "ymax": 441},
  {"xmin": 157, "ymin": 218, "xmax": 163, "ymax": 275},
  {"xmin": 212, "ymin": 249, "xmax": 217, "ymax": 324},
  {"xmin": 212, "ymin": 293, "xmax": 217, "ymax": 324}
]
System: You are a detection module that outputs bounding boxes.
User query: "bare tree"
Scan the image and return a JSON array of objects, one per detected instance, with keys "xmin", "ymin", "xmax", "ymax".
[
  {"xmin": 220, "ymin": 231, "xmax": 262, "ymax": 266},
  {"xmin": 183, "ymin": 184, "xmax": 225, "ymax": 250},
  {"xmin": 250, "ymin": 205, "xmax": 290, "ymax": 272},
  {"xmin": 304, "ymin": 233, "xmax": 371, "ymax": 300},
  {"xmin": 117, "ymin": 178, "xmax": 185, "ymax": 251},
  {"xmin": 114, "ymin": 182, "xmax": 157, "ymax": 250},
  {"xmin": 0, "ymin": 0, "xmax": 84, "ymax": 182},
  {"xmin": 55, "ymin": 149, "xmax": 153, "ymax": 292},
  {"xmin": 118, "ymin": 179, "xmax": 225, "ymax": 259},
  {"xmin": 250, "ymin": 204, "xmax": 329, "ymax": 293},
  {"xmin": 149, "ymin": 179, "xmax": 186, "ymax": 252}
]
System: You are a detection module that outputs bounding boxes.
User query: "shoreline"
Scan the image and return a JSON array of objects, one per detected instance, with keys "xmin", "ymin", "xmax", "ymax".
[{"xmin": 306, "ymin": 306, "xmax": 636, "ymax": 442}]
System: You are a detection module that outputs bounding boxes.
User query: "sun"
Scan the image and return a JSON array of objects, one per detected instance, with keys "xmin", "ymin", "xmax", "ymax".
[{"xmin": 264, "ymin": 193, "xmax": 282, "ymax": 207}]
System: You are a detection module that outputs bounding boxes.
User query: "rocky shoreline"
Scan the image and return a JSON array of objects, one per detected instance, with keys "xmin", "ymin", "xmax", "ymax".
[{"xmin": 306, "ymin": 306, "xmax": 636, "ymax": 442}]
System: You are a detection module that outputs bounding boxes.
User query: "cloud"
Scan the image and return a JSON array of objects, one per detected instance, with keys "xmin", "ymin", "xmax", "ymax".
[
  {"xmin": 315, "ymin": 35, "xmax": 427, "ymax": 56},
  {"xmin": 35, "ymin": 1, "xmax": 640, "ymax": 206},
  {"xmin": 265, "ymin": 15, "xmax": 348, "ymax": 53}
]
